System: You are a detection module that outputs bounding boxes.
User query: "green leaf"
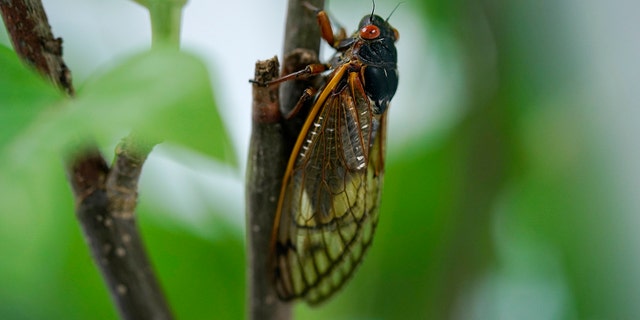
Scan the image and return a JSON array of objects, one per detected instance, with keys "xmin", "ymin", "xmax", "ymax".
[
  {"xmin": 0, "ymin": 46, "xmax": 67, "ymax": 219},
  {"xmin": 0, "ymin": 162, "xmax": 79, "ymax": 320},
  {"xmin": 74, "ymin": 49, "xmax": 235, "ymax": 165},
  {"xmin": 0, "ymin": 44, "xmax": 64, "ymax": 150},
  {"xmin": 4, "ymin": 48, "xmax": 235, "ymax": 169},
  {"xmin": 140, "ymin": 207, "xmax": 245, "ymax": 320}
]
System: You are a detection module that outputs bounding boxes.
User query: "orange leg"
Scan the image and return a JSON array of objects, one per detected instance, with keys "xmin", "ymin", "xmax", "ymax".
[
  {"xmin": 249, "ymin": 4, "xmax": 350, "ymax": 87},
  {"xmin": 303, "ymin": 2, "xmax": 347, "ymax": 48},
  {"xmin": 250, "ymin": 63, "xmax": 328, "ymax": 87},
  {"xmin": 283, "ymin": 87, "xmax": 317, "ymax": 120},
  {"xmin": 316, "ymin": 10, "xmax": 335, "ymax": 46}
]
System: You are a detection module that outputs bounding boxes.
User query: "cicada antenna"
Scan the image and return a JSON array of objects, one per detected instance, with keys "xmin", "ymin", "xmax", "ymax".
[
  {"xmin": 386, "ymin": 2, "xmax": 404, "ymax": 22},
  {"xmin": 369, "ymin": 0, "xmax": 376, "ymax": 23}
]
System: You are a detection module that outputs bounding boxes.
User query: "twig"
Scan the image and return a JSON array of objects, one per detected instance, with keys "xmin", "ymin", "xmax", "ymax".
[
  {"xmin": 244, "ymin": 1, "xmax": 325, "ymax": 319},
  {"xmin": 0, "ymin": 1, "xmax": 172, "ymax": 319},
  {"xmin": 0, "ymin": 0, "xmax": 73, "ymax": 95},
  {"xmin": 73, "ymin": 146, "xmax": 172, "ymax": 319},
  {"xmin": 246, "ymin": 56, "xmax": 292, "ymax": 320},
  {"xmin": 279, "ymin": 0, "xmax": 325, "ymax": 117}
]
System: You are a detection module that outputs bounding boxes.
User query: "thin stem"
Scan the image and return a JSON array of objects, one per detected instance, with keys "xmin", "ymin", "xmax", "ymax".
[
  {"xmin": 133, "ymin": 0, "xmax": 187, "ymax": 48},
  {"xmin": 148, "ymin": 1, "xmax": 184, "ymax": 48}
]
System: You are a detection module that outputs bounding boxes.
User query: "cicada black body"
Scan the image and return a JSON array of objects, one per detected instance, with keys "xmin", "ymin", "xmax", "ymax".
[{"xmin": 267, "ymin": 4, "xmax": 399, "ymax": 305}]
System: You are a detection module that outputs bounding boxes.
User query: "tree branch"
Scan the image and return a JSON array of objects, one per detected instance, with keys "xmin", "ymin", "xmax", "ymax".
[
  {"xmin": 0, "ymin": 0, "xmax": 73, "ymax": 95},
  {"xmin": 279, "ymin": 0, "xmax": 324, "ymax": 117},
  {"xmin": 1, "ymin": 1, "xmax": 171, "ymax": 319},
  {"xmin": 245, "ymin": 1, "xmax": 325, "ymax": 319},
  {"xmin": 246, "ymin": 56, "xmax": 291, "ymax": 320}
]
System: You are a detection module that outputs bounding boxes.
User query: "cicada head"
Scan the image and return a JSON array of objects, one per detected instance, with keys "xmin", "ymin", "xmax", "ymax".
[
  {"xmin": 358, "ymin": 14, "xmax": 399, "ymax": 43},
  {"xmin": 355, "ymin": 14, "xmax": 399, "ymax": 114}
]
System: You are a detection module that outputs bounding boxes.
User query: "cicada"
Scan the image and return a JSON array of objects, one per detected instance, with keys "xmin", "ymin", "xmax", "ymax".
[{"xmin": 261, "ymin": 3, "xmax": 399, "ymax": 304}]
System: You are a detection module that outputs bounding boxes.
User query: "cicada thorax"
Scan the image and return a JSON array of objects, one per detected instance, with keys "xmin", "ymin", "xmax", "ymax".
[
  {"xmin": 353, "ymin": 15, "xmax": 399, "ymax": 114},
  {"xmin": 270, "ymin": 7, "xmax": 399, "ymax": 305}
]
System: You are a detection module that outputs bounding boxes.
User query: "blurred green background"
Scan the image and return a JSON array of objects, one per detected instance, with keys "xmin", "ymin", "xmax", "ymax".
[{"xmin": 2, "ymin": 0, "xmax": 639, "ymax": 319}]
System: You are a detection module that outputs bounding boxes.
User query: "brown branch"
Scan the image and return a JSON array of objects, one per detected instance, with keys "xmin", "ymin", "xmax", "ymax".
[
  {"xmin": 106, "ymin": 134, "xmax": 155, "ymax": 219},
  {"xmin": 246, "ymin": 56, "xmax": 291, "ymax": 320},
  {"xmin": 74, "ymin": 162, "xmax": 172, "ymax": 320},
  {"xmin": 0, "ymin": 0, "xmax": 73, "ymax": 95},
  {"xmin": 1, "ymin": 1, "xmax": 171, "ymax": 319},
  {"xmin": 245, "ymin": 1, "xmax": 325, "ymax": 319},
  {"xmin": 279, "ymin": 0, "xmax": 324, "ymax": 117}
]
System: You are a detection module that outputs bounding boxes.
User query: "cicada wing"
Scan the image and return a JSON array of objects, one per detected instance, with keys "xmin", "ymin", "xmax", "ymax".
[{"xmin": 272, "ymin": 71, "xmax": 387, "ymax": 304}]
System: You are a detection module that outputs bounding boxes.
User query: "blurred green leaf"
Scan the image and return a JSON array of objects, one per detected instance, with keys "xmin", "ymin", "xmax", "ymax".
[
  {"xmin": 0, "ymin": 43, "xmax": 239, "ymax": 318},
  {"xmin": 0, "ymin": 44, "xmax": 64, "ymax": 149},
  {"xmin": 0, "ymin": 173, "xmax": 245, "ymax": 320},
  {"xmin": 139, "ymin": 204, "xmax": 245, "ymax": 320},
  {"xmin": 3, "ymin": 48, "xmax": 235, "ymax": 173},
  {"xmin": 72, "ymin": 48, "xmax": 236, "ymax": 165},
  {"xmin": 0, "ymin": 48, "xmax": 73, "ymax": 320},
  {"xmin": 0, "ymin": 159, "xmax": 80, "ymax": 320}
]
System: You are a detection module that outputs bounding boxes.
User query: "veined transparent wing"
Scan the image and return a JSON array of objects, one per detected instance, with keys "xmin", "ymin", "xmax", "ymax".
[{"xmin": 271, "ymin": 68, "xmax": 387, "ymax": 304}]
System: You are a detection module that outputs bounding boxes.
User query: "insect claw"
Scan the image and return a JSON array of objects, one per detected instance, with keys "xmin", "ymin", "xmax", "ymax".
[{"xmin": 249, "ymin": 79, "xmax": 269, "ymax": 87}]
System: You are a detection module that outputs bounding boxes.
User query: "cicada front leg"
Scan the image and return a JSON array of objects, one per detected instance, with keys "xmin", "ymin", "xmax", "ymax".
[
  {"xmin": 250, "ymin": 63, "xmax": 329, "ymax": 87},
  {"xmin": 303, "ymin": 2, "xmax": 348, "ymax": 48}
]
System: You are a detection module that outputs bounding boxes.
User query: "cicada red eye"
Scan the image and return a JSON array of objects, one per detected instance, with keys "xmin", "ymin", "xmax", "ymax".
[{"xmin": 360, "ymin": 24, "xmax": 380, "ymax": 40}]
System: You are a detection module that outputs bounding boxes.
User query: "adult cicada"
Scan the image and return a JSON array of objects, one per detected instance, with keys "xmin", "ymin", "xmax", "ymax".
[{"xmin": 259, "ymin": 3, "xmax": 399, "ymax": 304}]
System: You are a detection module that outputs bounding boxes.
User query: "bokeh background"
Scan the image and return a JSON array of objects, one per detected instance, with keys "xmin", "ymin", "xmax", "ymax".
[{"xmin": 2, "ymin": 0, "xmax": 640, "ymax": 319}]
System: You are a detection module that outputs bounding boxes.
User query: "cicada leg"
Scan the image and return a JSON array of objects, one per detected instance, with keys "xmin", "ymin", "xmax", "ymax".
[
  {"xmin": 250, "ymin": 63, "xmax": 329, "ymax": 87},
  {"xmin": 303, "ymin": 2, "xmax": 347, "ymax": 48},
  {"xmin": 250, "ymin": 4, "xmax": 350, "ymax": 88},
  {"xmin": 283, "ymin": 87, "xmax": 317, "ymax": 120}
]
